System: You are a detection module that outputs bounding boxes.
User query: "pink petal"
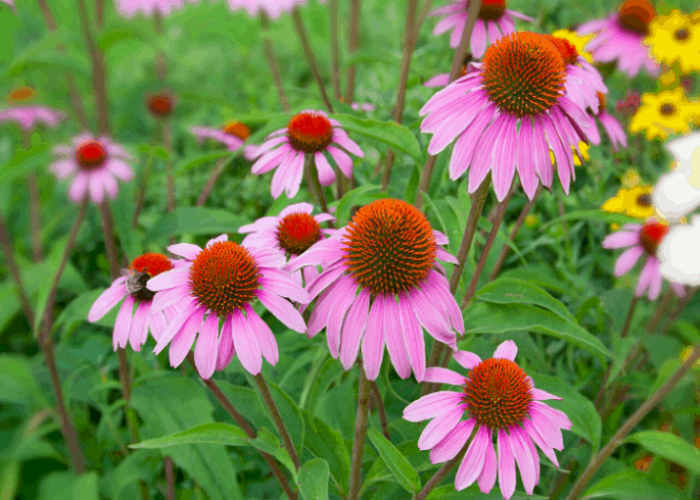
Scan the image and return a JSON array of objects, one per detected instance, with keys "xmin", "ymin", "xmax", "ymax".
[
  {"xmin": 383, "ymin": 295, "xmax": 411, "ymax": 379},
  {"xmin": 478, "ymin": 435, "xmax": 498, "ymax": 494},
  {"xmin": 493, "ymin": 340, "xmax": 518, "ymax": 361},
  {"xmin": 231, "ymin": 309, "xmax": 262, "ymax": 375},
  {"xmin": 523, "ymin": 418, "xmax": 559, "ymax": 468},
  {"xmin": 168, "ymin": 243, "xmax": 202, "ymax": 260},
  {"xmin": 169, "ymin": 307, "xmax": 205, "ymax": 368},
  {"xmin": 430, "ymin": 419, "xmax": 475, "ymax": 463},
  {"xmin": 68, "ymin": 172, "xmax": 89, "ymax": 203},
  {"xmin": 147, "ymin": 268, "xmax": 191, "ymax": 292},
  {"xmin": 256, "ymin": 289, "xmax": 306, "ymax": 333},
  {"xmin": 216, "ymin": 315, "xmax": 235, "ymax": 371},
  {"xmin": 113, "ymin": 296, "xmax": 135, "ymax": 350},
  {"xmin": 339, "ymin": 288, "xmax": 371, "ymax": 370},
  {"xmin": 259, "ymin": 269, "xmax": 310, "ymax": 303},
  {"xmin": 403, "ymin": 391, "xmax": 464, "ymax": 422},
  {"xmin": 497, "ymin": 429, "xmax": 517, "ymax": 500},
  {"xmin": 453, "ymin": 350, "xmax": 482, "ymax": 369},
  {"xmin": 326, "ymin": 146, "xmax": 353, "ymax": 177},
  {"xmin": 361, "ymin": 294, "xmax": 387, "ymax": 381},
  {"xmin": 418, "ymin": 404, "xmax": 464, "ymax": 450},
  {"xmin": 128, "ymin": 301, "xmax": 151, "ymax": 352},
  {"xmin": 531, "ymin": 388, "xmax": 562, "ymax": 401},
  {"xmin": 153, "ymin": 299, "xmax": 198, "ymax": 354},
  {"xmin": 455, "ymin": 425, "xmax": 490, "ymax": 490},
  {"xmin": 614, "ymin": 246, "xmax": 644, "ymax": 277},
  {"xmin": 602, "ymin": 231, "xmax": 640, "ymax": 249},
  {"xmin": 423, "ymin": 367, "xmax": 465, "ymax": 386},
  {"xmin": 325, "ymin": 276, "xmax": 359, "ymax": 358},
  {"xmin": 244, "ymin": 304, "xmax": 279, "ymax": 365},
  {"xmin": 509, "ymin": 426, "xmax": 537, "ymax": 494},
  {"xmin": 398, "ymin": 294, "xmax": 426, "ymax": 382},
  {"xmin": 314, "ymin": 152, "xmax": 336, "ymax": 186},
  {"xmin": 194, "ymin": 314, "xmax": 220, "ymax": 380},
  {"xmin": 88, "ymin": 283, "xmax": 127, "ymax": 322}
]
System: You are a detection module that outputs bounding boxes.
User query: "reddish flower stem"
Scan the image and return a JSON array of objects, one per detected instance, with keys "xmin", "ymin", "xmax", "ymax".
[
  {"xmin": 132, "ymin": 153, "xmax": 155, "ymax": 229},
  {"xmin": 344, "ymin": 0, "xmax": 361, "ymax": 104},
  {"xmin": 164, "ymin": 456, "xmax": 175, "ymax": 500},
  {"xmin": 414, "ymin": 0, "xmax": 433, "ymax": 39},
  {"xmin": 260, "ymin": 14, "xmax": 291, "ymax": 112},
  {"xmin": 0, "ymin": 216, "xmax": 36, "ymax": 326},
  {"xmin": 24, "ymin": 131, "xmax": 43, "ymax": 262},
  {"xmin": 348, "ymin": 366, "xmax": 371, "ymax": 500},
  {"xmin": 197, "ymin": 157, "xmax": 229, "ymax": 207},
  {"xmin": 370, "ymin": 381, "xmax": 390, "ymax": 440},
  {"xmin": 291, "ymin": 7, "xmax": 335, "ymax": 113},
  {"xmin": 305, "ymin": 155, "xmax": 334, "ymax": 225},
  {"xmin": 330, "ymin": 0, "xmax": 342, "ymax": 100},
  {"xmin": 381, "ymin": 0, "xmax": 419, "ymax": 191}
]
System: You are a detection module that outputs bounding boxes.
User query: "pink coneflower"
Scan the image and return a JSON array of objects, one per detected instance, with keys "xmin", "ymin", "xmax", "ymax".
[
  {"xmin": 251, "ymin": 110, "xmax": 364, "ymax": 199},
  {"xmin": 146, "ymin": 234, "xmax": 310, "ymax": 379},
  {"xmin": 586, "ymin": 92, "xmax": 628, "ymax": 151},
  {"xmin": 285, "ymin": 199, "xmax": 462, "ymax": 381},
  {"xmin": 403, "ymin": 341, "xmax": 572, "ymax": 500},
  {"xmin": 351, "ymin": 103, "xmax": 377, "ymax": 112},
  {"xmin": 146, "ymin": 91, "xmax": 176, "ymax": 119},
  {"xmin": 88, "ymin": 253, "xmax": 182, "ymax": 351},
  {"xmin": 49, "ymin": 134, "xmax": 135, "ymax": 205},
  {"xmin": 421, "ymin": 32, "xmax": 590, "ymax": 201},
  {"xmin": 220, "ymin": 0, "xmax": 326, "ymax": 19},
  {"xmin": 0, "ymin": 87, "xmax": 64, "ymax": 131},
  {"xmin": 115, "ymin": 0, "xmax": 199, "ymax": 17},
  {"xmin": 602, "ymin": 220, "xmax": 685, "ymax": 300},
  {"xmin": 430, "ymin": 0, "xmax": 534, "ymax": 59},
  {"xmin": 577, "ymin": 0, "xmax": 659, "ymax": 78},
  {"xmin": 190, "ymin": 120, "xmax": 259, "ymax": 161},
  {"xmin": 238, "ymin": 202, "xmax": 335, "ymax": 287}
]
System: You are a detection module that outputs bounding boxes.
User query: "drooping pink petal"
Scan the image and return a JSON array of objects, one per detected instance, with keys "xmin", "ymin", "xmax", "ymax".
[
  {"xmin": 418, "ymin": 404, "xmax": 464, "ymax": 450},
  {"xmin": 497, "ymin": 429, "xmax": 517, "ymax": 500},
  {"xmin": 153, "ymin": 299, "xmax": 198, "ymax": 354},
  {"xmin": 602, "ymin": 231, "xmax": 640, "ymax": 249},
  {"xmin": 231, "ymin": 309, "xmax": 262, "ymax": 375},
  {"xmin": 523, "ymin": 418, "xmax": 559, "ymax": 468},
  {"xmin": 398, "ymin": 293, "xmax": 426, "ymax": 382},
  {"xmin": 453, "ymin": 350, "xmax": 482, "ymax": 369},
  {"xmin": 403, "ymin": 391, "xmax": 464, "ymax": 422},
  {"xmin": 216, "ymin": 315, "xmax": 235, "ymax": 371},
  {"xmin": 614, "ymin": 246, "xmax": 644, "ymax": 277},
  {"xmin": 244, "ymin": 304, "xmax": 279, "ymax": 365},
  {"xmin": 169, "ymin": 307, "xmax": 205, "ymax": 367},
  {"xmin": 113, "ymin": 296, "xmax": 135, "ymax": 350},
  {"xmin": 256, "ymin": 289, "xmax": 307, "ymax": 333},
  {"xmin": 509, "ymin": 426, "xmax": 537, "ymax": 494},
  {"xmin": 455, "ymin": 425, "xmax": 490, "ymax": 490},
  {"xmin": 128, "ymin": 301, "xmax": 151, "ymax": 352},
  {"xmin": 383, "ymin": 295, "xmax": 411, "ymax": 379},
  {"xmin": 339, "ymin": 289, "xmax": 371, "ymax": 370},
  {"xmin": 361, "ymin": 294, "xmax": 386, "ymax": 381},
  {"xmin": 492, "ymin": 340, "xmax": 517, "ymax": 361},
  {"xmin": 430, "ymin": 419, "xmax": 475, "ymax": 464},
  {"xmin": 423, "ymin": 367, "xmax": 465, "ymax": 386},
  {"xmin": 478, "ymin": 434, "xmax": 498, "ymax": 494},
  {"xmin": 195, "ymin": 314, "xmax": 220, "ymax": 379},
  {"xmin": 88, "ymin": 283, "xmax": 127, "ymax": 322},
  {"xmin": 168, "ymin": 243, "xmax": 202, "ymax": 260}
]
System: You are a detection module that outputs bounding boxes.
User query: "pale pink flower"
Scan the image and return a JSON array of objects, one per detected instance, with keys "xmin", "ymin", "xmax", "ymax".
[
  {"xmin": 0, "ymin": 86, "xmax": 64, "ymax": 131},
  {"xmin": 577, "ymin": 1, "xmax": 660, "ymax": 78},
  {"xmin": 238, "ymin": 202, "xmax": 335, "ymax": 288},
  {"xmin": 251, "ymin": 110, "xmax": 364, "ymax": 199},
  {"xmin": 285, "ymin": 199, "xmax": 462, "ymax": 381},
  {"xmin": 88, "ymin": 253, "xmax": 183, "ymax": 351},
  {"xmin": 190, "ymin": 120, "xmax": 258, "ymax": 161},
  {"xmin": 351, "ymin": 103, "xmax": 377, "ymax": 112},
  {"xmin": 0, "ymin": 0, "xmax": 14, "ymax": 11},
  {"xmin": 219, "ymin": 0, "xmax": 326, "ymax": 19},
  {"xmin": 602, "ymin": 220, "xmax": 685, "ymax": 300},
  {"xmin": 403, "ymin": 341, "xmax": 572, "ymax": 500},
  {"xmin": 421, "ymin": 32, "xmax": 591, "ymax": 201},
  {"xmin": 115, "ymin": 0, "xmax": 199, "ymax": 17},
  {"xmin": 49, "ymin": 134, "xmax": 135, "ymax": 205},
  {"xmin": 430, "ymin": 0, "xmax": 534, "ymax": 59},
  {"xmin": 146, "ymin": 234, "xmax": 310, "ymax": 379}
]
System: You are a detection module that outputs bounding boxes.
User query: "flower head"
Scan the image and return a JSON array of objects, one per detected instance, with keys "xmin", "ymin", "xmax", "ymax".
[
  {"xmin": 421, "ymin": 32, "xmax": 591, "ymax": 201},
  {"xmin": 146, "ymin": 91, "xmax": 176, "ymax": 118},
  {"xmin": 578, "ymin": 0, "xmax": 659, "ymax": 78},
  {"xmin": 551, "ymin": 29, "xmax": 594, "ymax": 63},
  {"xmin": 146, "ymin": 234, "xmax": 310, "ymax": 379},
  {"xmin": 0, "ymin": 87, "xmax": 65, "ymax": 131},
  {"xmin": 602, "ymin": 184, "xmax": 655, "ymax": 219},
  {"xmin": 629, "ymin": 89, "xmax": 700, "ymax": 141},
  {"xmin": 658, "ymin": 216, "xmax": 700, "ymax": 286},
  {"xmin": 88, "ymin": 253, "xmax": 182, "ymax": 351},
  {"xmin": 115, "ymin": 0, "xmax": 199, "ymax": 17},
  {"xmin": 602, "ymin": 220, "xmax": 685, "ymax": 299},
  {"xmin": 251, "ymin": 110, "xmax": 363, "ymax": 199},
  {"xmin": 653, "ymin": 133, "xmax": 700, "ymax": 221},
  {"xmin": 403, "ymin": 341, "xmax": 572, "ymax": 500},
  {"xmin": 430, "ymin": 0, "xmax": 534, "ymax": 59},
  {"xmin": 285, "ymin": 198, "xmax": 462, "ymax": 381},
  {"xmin": 50, "ymin": 134, "xmax": 135, "ymax": 205},
  {"xmin": 190, "ymin": 120, "xmax": 259, "ymax": 161},
  {"xmin": 221, "ymin": 0, "xmax": 326, "ymax": 19},
  {"xmin": 646, "ymin": 10, "xmax": 700, "ymax": 74}
]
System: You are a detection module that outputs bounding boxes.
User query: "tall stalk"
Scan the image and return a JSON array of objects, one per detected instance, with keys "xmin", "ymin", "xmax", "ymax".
[
  {"xmin": 344, "ymin": 0, "xmax": 361, "ymax": 104},
  {"xmin": 347, "ymin": 367, "xmax": 372, "ymax": 500},
  {"xmin": 329, "ymin": 0, "xmax": 342, "ymax": 100},
  {"xmin": 260, "ymin": 14, "xmax": 291, "ymax": 112}
]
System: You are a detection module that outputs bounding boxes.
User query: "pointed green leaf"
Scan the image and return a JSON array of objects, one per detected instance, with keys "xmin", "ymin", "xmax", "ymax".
[
  {"xmin": 130, "ymin": 423, "xmax": 249, "ymax": 449},
  {"xmin": 627, "ymin": 431, "xmax": 700, "ymax": 475},
  {"xmin": 582, "ymin": 468, "xmax": 693, "ymax": 500},
  {"xmin": 367, "ymin": 427, "xmax": 420, "ymax": 494},
  {"xmin": 298, "ymin": 458, "xmax": 330, "ymax": 500},
  {"xmin": 250, "ymin": 427, "xmax": 297, "ymax": 477}
]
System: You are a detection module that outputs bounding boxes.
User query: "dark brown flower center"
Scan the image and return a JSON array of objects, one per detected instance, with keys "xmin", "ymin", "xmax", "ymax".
[
  {"xmin": 674, "ymin": 28, "xmax": 689, "ymax": 41},
  {"xmin": 660, "ymin": 103, "xmax": 676, "ymax": 116},
  {"xmin": 636, "ymin": 193, "xmax": 652, "ymax": 207},
  {"xmin": 479, "ymin": 0, "xmax": 506, "ymax": 21},
  {"xmin": 75, "ymin": 140, "xmax": 108, "ymax": 170},
  {"xmin": 617, "ymin": 0, "xmax": 656, "ymax": 35},
  {"xmin": 126, "ymin": 253, "xmax": 173, "ymax": 302}
]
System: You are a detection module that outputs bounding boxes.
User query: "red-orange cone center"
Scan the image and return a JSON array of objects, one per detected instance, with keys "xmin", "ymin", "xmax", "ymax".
[
  {"xmin": 277, "ymin": 212, "xmax": 322, "ymax": 256},
  {"xmin": 617, "ymin": 0, "xmax": 656, "ymax": 35},
  {"xmin": 9, "ymin": 86, "xmax": 37, "ymax": 104},
  {"xmin": 479, "ymin": 0, "xmax": 506, "ymax": 20},
  {"xmin": 639, "ymin": 221, "xmax": 668, "ymax": 255},
  {"xmin": 222, "ymin": 120, "xmax": 251, "ymax": 141},
  {"xmin": 147, "ymin": 93, "xmax": 175, "ymax": 118},
  {"xmin": 287, "ymin": 112, "xmax": 333, "ymax": 154},
  {"xmin": 75, "ymin": 140, "xmax": 108, "ymax": 170},
  {"xmin": 127, "ymin": 253, "xmax": 173, "ymax": 302}
]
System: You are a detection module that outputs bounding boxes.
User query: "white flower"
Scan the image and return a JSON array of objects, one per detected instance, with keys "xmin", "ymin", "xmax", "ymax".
[
  {"xmin": 653, "ymin": 133, "xmax": 700, "ymax": 221},
  {"xmin": 658, "ymin": 215, "xmax": 700, "ymax": 286}
]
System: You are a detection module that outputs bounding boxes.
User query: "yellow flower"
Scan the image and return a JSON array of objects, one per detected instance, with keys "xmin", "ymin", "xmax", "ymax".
[
  {"xmin": 659, "ymin": 69, "xmax": 679, "ymax": 88},
  {"xmin": 552, "ymin": 29, "xmax": 594, "ymax": 63},
  {"xmin": 629, "ymin": 89, "xmax": 698, "ymax": 140},
  {"xmin": 549, "ymin": 141, "xmax": 589, "ymax": 166},
  {"xmin": 680, "ymin": 346, "xmax": 700, "ymax": 369},
  {"xmin": 622, "ymin": 169, "xmax": 640, "ymax": 188},
  {"xmin": 525, "ymin": 214, "xmax": 539, "ymax": 227},
  {"xmin": 601, "ymin": 185, "xmax": 655, "ymax": 219},
  {"xmin": 646, "ymin": 10, "xmax": 700, "ymax": 73}
]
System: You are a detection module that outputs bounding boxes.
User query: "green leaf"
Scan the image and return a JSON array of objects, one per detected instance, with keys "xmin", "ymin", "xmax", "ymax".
[
  {"xmin": 7, "ymin": 53, "xmax": 89, "ymax": 80},
  {"xmin": 461, "ymin": 302, "xmax": 611, "ymax": 362},
  {"xmin": 298, "ymin": 459, "xmax": 330, "ymax": 500},
  {"xmin": 540, "ymin": 209, "xmax": 636, "ymax": 229},
  {"xmin": 143, "ymin": 207, "xmax": 247, "ymax": 243},
  {"xmin": 97, "ymin": 27, "xmax": 144, "ymax": 51},
  {"xmin": 343, "ymin": 47, "xmax": 402, "ymax": 68},
  {"xmin": 0, "ymin": 144, "xmax": 50, "ymax": 187},
  {"xmin": 37, "ymin": 472, "xmax": 99, "ymax": 500},
  {"xmin": 110, "ymin": 184, "xmax": 141, "ymax": 261},
  {"xmin": 366, "ymin": 426, "xmax": 420, "ymax": 494},
  {"xmin": 215, "ymin": 382, "xmax": 270, "ymax": 429},
  {"xmin": 305, "ymin": 358, "xmax": 345, "ymax": 416},
  {"xmin": 334, "ymin": 185, "xmax": 387, "ymax": 226},
  {"xmin": 333, "ymin": 114, "xmax": 422, "ymax": 165},
  {"xmin": 474, "ymin": 278, "xmax": 576, "ymax": 323},
  {"xmin": 131, "ymin": 423, "xmax": 249, "ymax": 449},
  {"xmin": 137, "ymin": 144, "xmax": 169, "ymax": 161},
  {"xmin": 582, "ymin": 468, "xmax": 693, "ymax": 500},
  {"xmin": 627, "ymin": 431, "xmax": 700, "ymax": 475},
  {"xmin": 250, "ymin": 427, "xmax": 297, "ymax": 477},
  {"xmin": 131, "ymin": 376, "xmax": 244, "ymax": 500},
  {"xmin": 426, "ymin": 485, "xmax": 547, "ymax": 499},
  {"xmin": 175, "ymin": 151, "xmax": 235, "ymax": 173},
  {"xmin": 105, "ymin": 449, "xmax": 161, "ymax": 500},
  {"xmin": 405, "ymin": 163, "xmax": 421, "ymax": 205},
  {"xmin": 302, "ymin": 410, "xmax": 351, "ymax": 493},
  {"xmin": 0, "ymin": 355, "xmax": 41, "ymax": 404}
]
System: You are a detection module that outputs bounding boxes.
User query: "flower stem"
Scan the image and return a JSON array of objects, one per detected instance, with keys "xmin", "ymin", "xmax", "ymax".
[
  {"xmin": 414, "ymin": 0, "xmax": 433, "ymax": 39},
  {"xmin": 381, "ymin": 0, "xmax": 419, "ymax": 191},
  {"xmin": 330, "ymin": 0, "xmax": 342, "ymax": 100},
  {"xmin": 415, "ymin": 0, "xmax": 482, "ymax": 208},
  {"xmin": 344, "ymin": 0, "xmax": 361, "ymax": 104},
  {"xmin": 132, "ymin": 153, "xmax": 155, "ymax": 229},
  {"xmin": 260, "ymin": 14, "xmax": 291, "ymax": 112},
  {"xmin": 348, "ymin": 367, "xmax": 372, "ymax": 500},
  {"xmin": 25, "ymin": 131, "xmax": 42, "ymax": 262},
  {"xmin": 154, "ymin": 14, "xmax": 167, "ymax": 80},
  {"xmin": 414, "ymin": 443, "xmax": 469, "ymax": 500},
  {"xmin": 186, "ymin": 356, "xmax": 298, "ymax": 500},
  {"xmin": 197, "ymin": 157, "xmax": 229, "ymax": 207},
  {"xmin": 253, "ymin": 373, "xmax": 301, "ymax": 471},
  {"xmin": 305, "ymin": 155, "xmax": 334, "ymax": 225},
  {"xmin": 164, "ymin": 456, "xmax": 175, "ymax": 500},
  {"xmin": 0, "ymin": 216, "xmax": 36, "ymax": 325},
  {"xmin": 291, "ymin": 7, "xmax": 335, "ymax": 113},
  {"xmin": 565, "ymin": 345, "xmax": 700, "ymax": 500},
  {"xmin": 370, "ymin": 381, "xmax": 390, "ymax": 440},
  {"xmin": 95, "ymin": 0, "xmax": 104, "ymax": 30},
  {"xmin": 660, "ymin": 287, "xmax": 697, "ymax": 334},
  {"xmin": 489, "ymin": 185, "xmax": 542, "ymax": 281},
  {"xmin": 99, "ymin": 203, "xmax": 121, "ymax": 280},
  {"xmin": 646, "ymin": 289, "xmax": 674, "ymax": 334}
]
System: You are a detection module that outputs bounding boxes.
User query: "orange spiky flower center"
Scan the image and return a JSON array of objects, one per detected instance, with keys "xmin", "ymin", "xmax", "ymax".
[
  {"xmin": 463, "ymin": 358, "xmax": 533, "ymax": 429},
  {"xmin": 222, "ymin": 120, "xmax": 251, "ymax": 141},
  {"xmin": 617, "ymin": 0, "xmax": 656, "ymax": 35},
  {"xmin": 544, "ymin": 35, "xmax": 580, "ymax": 65},
  {"xmin": 277, "ymin": 212, "xmax": 322, "ymax": 256},
  {"xmin": 287, "ymin": 112, "xmax": 333, "ymax": 154},
  {"xmin": 147, "ymin": 93, "xmax": 175, "ymax": 118},
  {"xmin": 9, "ymin": 86, "xmax": 37, "ymax": 104},
  {"xmin": 481, "ymin": 32, "xmax": 566, "ymax": 117},
  {"xmin": 126, "ymin": 253, "xmax": 173, "ymax": 302},
  {"xmin": 189, "ymin": 241, "xmax": 261, "ymax": 316},
  {"xmin": 640, "ymin": 221, "xmax": 668, "ymax": 255},
  {"xmin": 342, "ymin": 199, "xmax": 436, "ymax": 295},
  {"xmin": 75, "ymin": 140, "xmax": 108, "ymax": 170},
  {"xmin": 479, "ymin": 0, "xmax": 506, "ymax": 21}
]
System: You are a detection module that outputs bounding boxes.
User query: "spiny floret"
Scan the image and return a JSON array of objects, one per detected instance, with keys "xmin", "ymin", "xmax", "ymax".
[
  {"xmin": 640, "ymin": 221, "xmax": 668, "ymax": 255},
  {"xmin": 130, "ymin": 253, "xmax": 173, "ymax": 277},
  {"xmin": 463, "ymin": 358, "xmax": 533, "ymax": 429},
  {"xmin": 277, "ymin": 212, "xmax": 322, "ymax": 256},
  {"xmin": 223, "ymin": 120, "xmax": 251, "ymax": 141},
  {"xmin": 544, "ymin": 35, "xmax": 580, "ymax": 65},
  {"xmin": 9, "ymin": 86, "xmax": 37, "ymax": 103},
  {"xmin": 482, "ymin": 32, "xmax": 566, "ymax": 117},
  {"xmin": 75, "ymin": 140, "xmax": 107, "ymax": 170},
  {"xmin": 189, "ymin": 241, "xmax": 261, "ymax": 316},
  {"xmin": 342, "ymin": 199, "xmax": 437, "ymax": 295},
  {"xmin": 287, "ymin": 112, "xmax": 333, "ymax": 154}
]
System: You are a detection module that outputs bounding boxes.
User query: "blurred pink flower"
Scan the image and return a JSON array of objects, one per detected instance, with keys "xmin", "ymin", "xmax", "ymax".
[
  {"xmin": 0, "ymin": 87, "xmax": 64, "ymax": 131},
  {"xmin": 251, "ymin": 110, "xmax": 363, "ymax": 199},
  {"xmin": 0, "ymin": 0, "xmax": 14, "ymax": 11},
  {"xmin": 351, "ymin": 102, "xmax": 376, "ymax": 112},
  {"xmin": 49, "ymin": 134, "xmax": 135, "ymax": 205},
  {"xmin": 586, "ymin": 92, "xmax": 628, "ymax": 151},
  {"xmin": 115, "ymin": 0, "xmax": 199, "ymax": 17},
  {"xmin": 430, "ymin": 0, "xmax": 534, "ymax": 59},
  {"xmin": 146, "ymin": 234, "xmax": 310, "ymax": 378},
  {"xmin": 190, "ymin": 120, "xmax": 258, "ymax": 160},
  {"xmin": 403, "ymin": 341, "xmax": 572, "ymax": 500},
  {"xmin": 220, "ymin": 0, "xmax": 326, "ymax": 19}
]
